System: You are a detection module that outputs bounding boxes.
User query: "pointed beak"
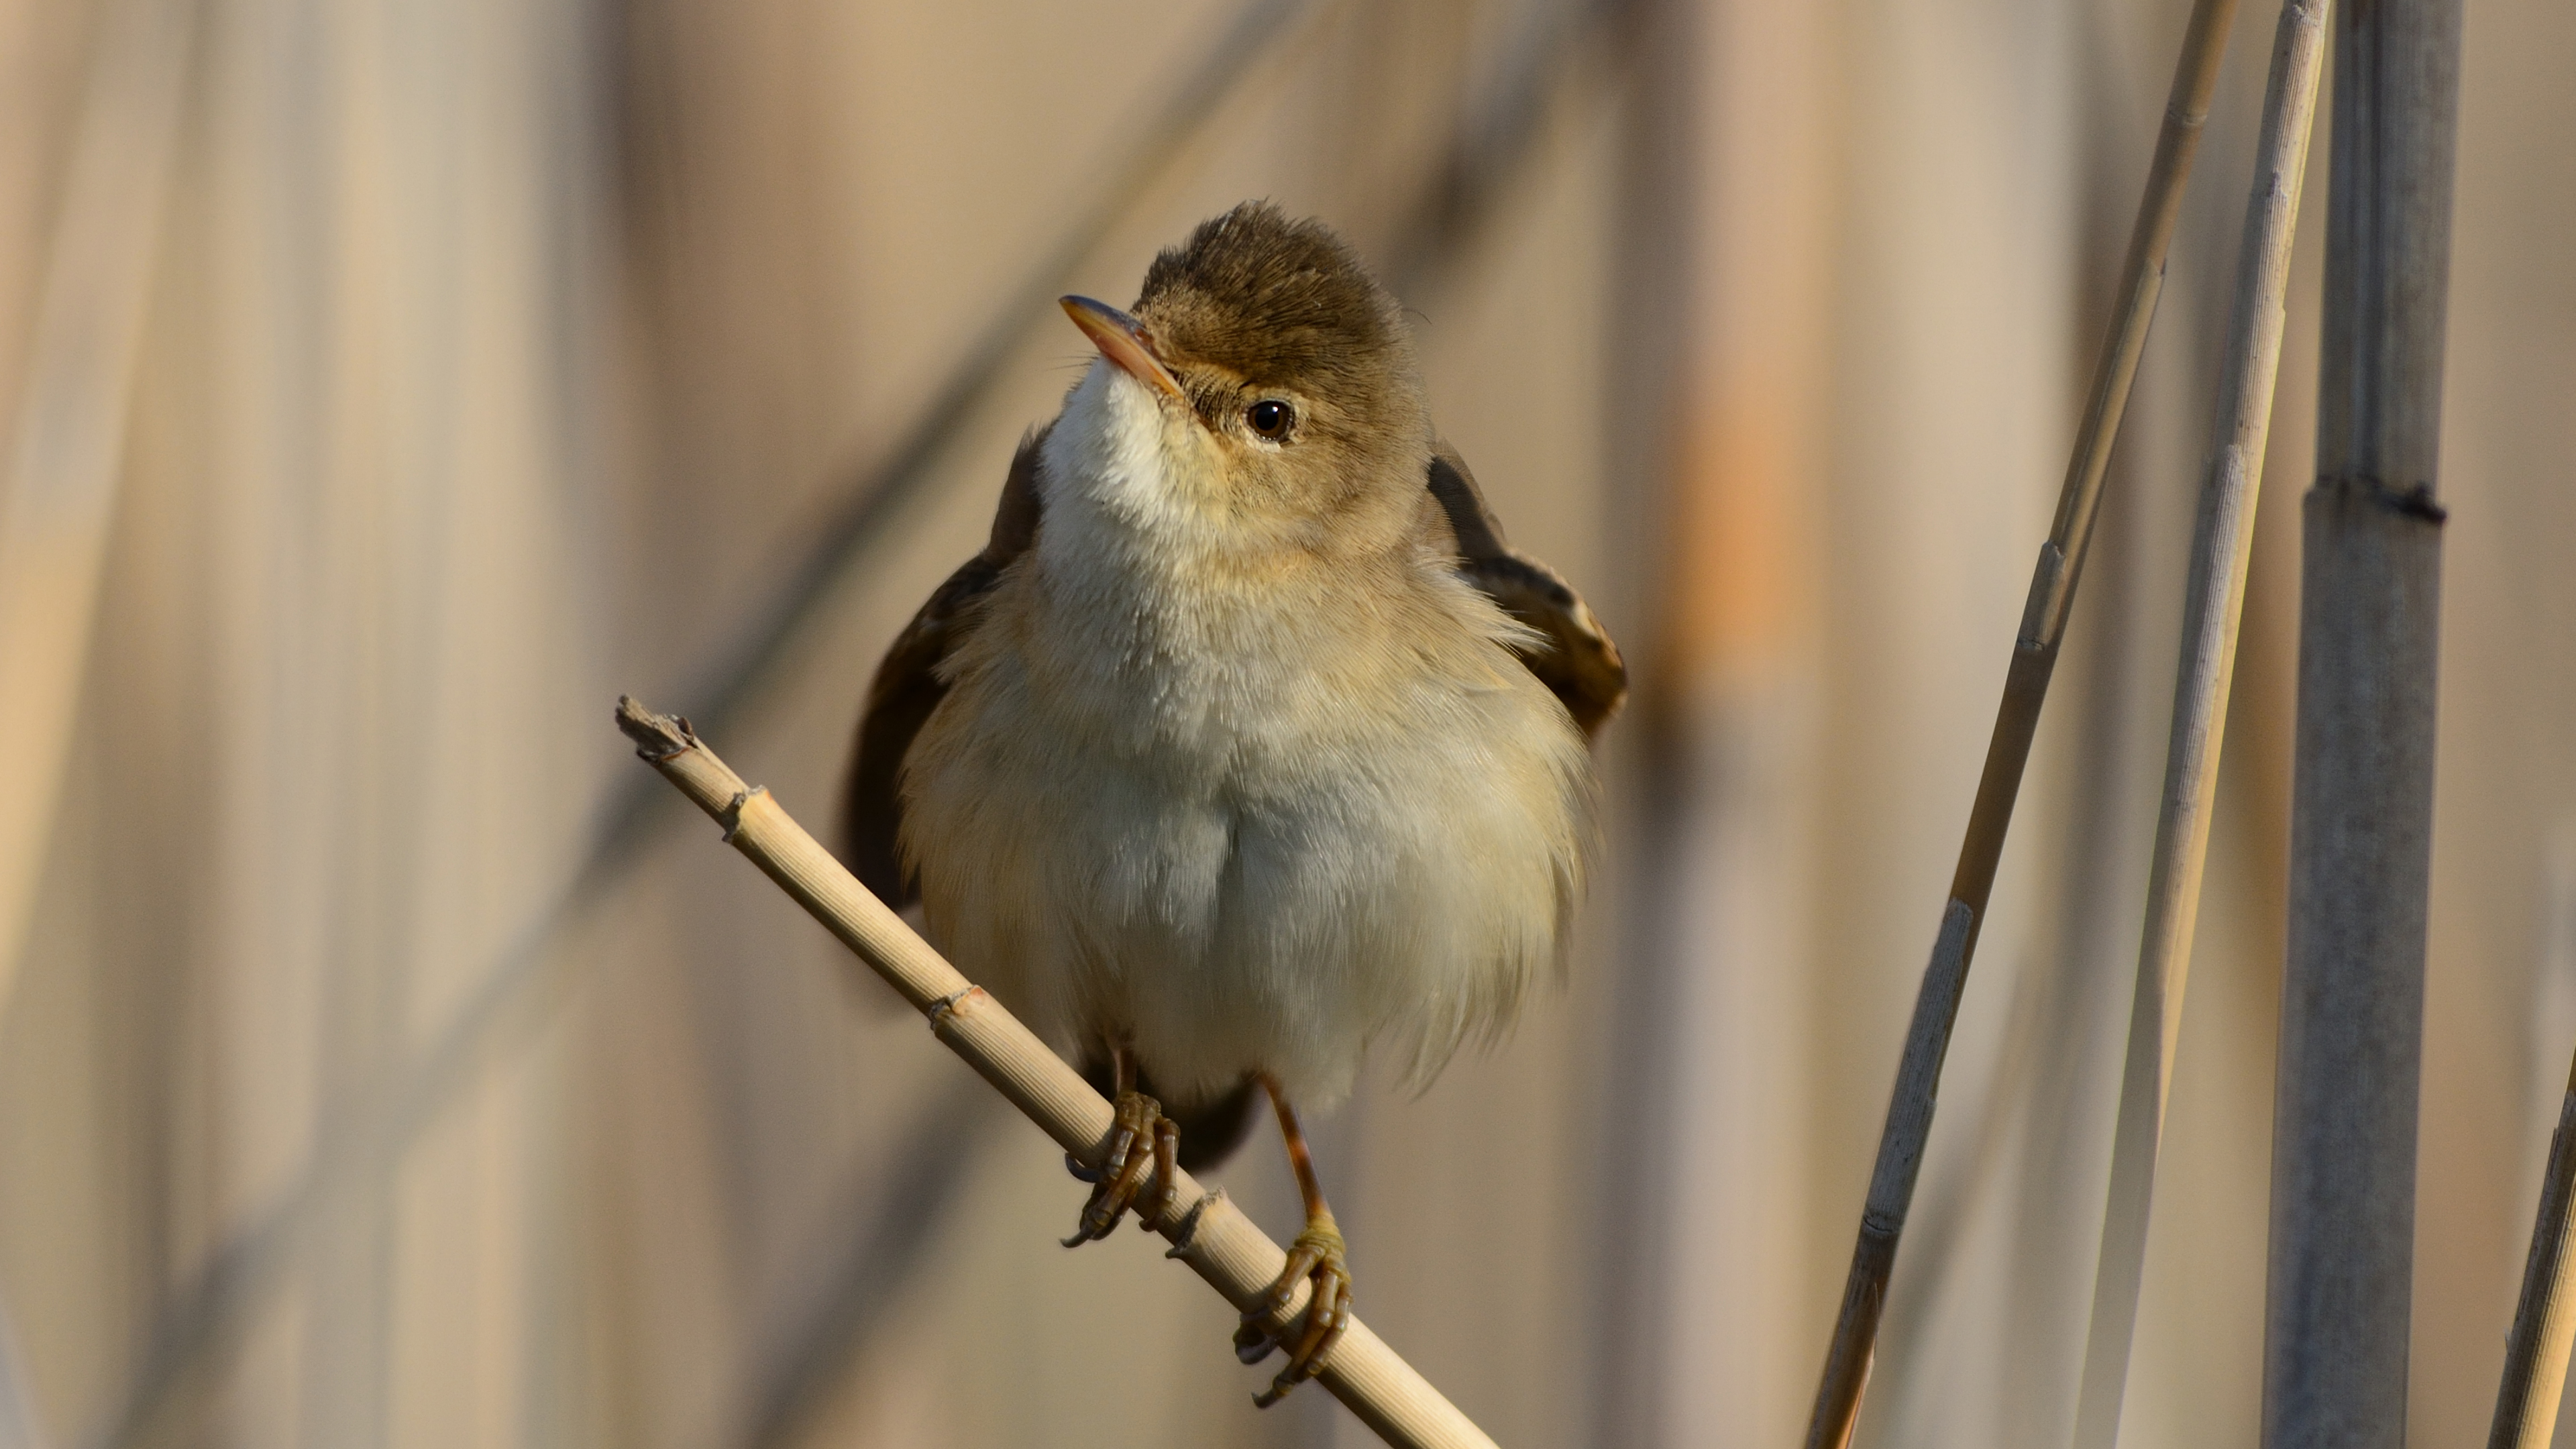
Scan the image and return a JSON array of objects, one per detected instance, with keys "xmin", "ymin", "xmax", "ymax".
[{"xmin": 1061, "ymin": 295, "xmax": 1186, "ymax": 402}]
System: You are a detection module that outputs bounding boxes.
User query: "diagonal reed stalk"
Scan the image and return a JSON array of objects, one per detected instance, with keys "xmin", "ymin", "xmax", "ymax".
[
  {"xmin": 2068, "ymin": 3, "xmax": 2329, "ymax": 1444},
  {"xmin": 2490, "ymin": 1047, "xmax": 2576, "ymax": 1449},
  {"xmin": 612, "ymin": 697, "xmax": 1495, "ymax": 1449},
  {"xmin": 1798, "ymin": 1, "xmax": 2241, "ymax": 1444}
]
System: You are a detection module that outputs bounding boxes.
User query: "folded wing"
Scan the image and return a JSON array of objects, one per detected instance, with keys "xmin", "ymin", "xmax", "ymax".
[
  {"xmin": 1423, "ymin": 440, "xmax": 1627, "ymax": 739},
  {"xmin": 840, "ymin": 426, "xmax": 1044, "ymax": 908}
]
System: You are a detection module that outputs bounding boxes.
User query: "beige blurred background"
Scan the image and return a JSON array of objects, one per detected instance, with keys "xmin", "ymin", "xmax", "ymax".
[{"xmin": 0, "ymin": 0, "xmax": 2568, "ymax": 1446}]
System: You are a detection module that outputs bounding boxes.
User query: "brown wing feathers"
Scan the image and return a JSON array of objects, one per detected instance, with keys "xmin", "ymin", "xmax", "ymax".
[
  {"xmin": 840, "ymin": 425, "xmax": 1046, "ymax": 908},
  {"xmin": 1423, "ymin": 441, "xmax": 1628, "ymax": 739}
]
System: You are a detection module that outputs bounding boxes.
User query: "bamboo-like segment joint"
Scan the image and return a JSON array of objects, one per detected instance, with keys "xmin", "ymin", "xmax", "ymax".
[
  {"xmin": 2017, "ymin": 543, "xmax": 2070, "ymax": 649},
  {"xmin": 611, "ymin": 696, "xmax": 1497, "ymax": 1449}
]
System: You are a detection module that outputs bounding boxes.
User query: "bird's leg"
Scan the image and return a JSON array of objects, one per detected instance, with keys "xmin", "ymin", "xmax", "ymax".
[
  {"xmin": 1061, "ymin": 1043, "xmax": 1179, "ymax": 1246},
  {"xmin": 1237, "ymin": 1074, "xmax": 1353, "ymax": 1407}
]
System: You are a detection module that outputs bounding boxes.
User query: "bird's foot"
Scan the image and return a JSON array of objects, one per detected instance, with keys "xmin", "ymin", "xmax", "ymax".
[
  {"xmin": 1061, "ymin": 1089, "xmax": 1178, "ymax": 1246},
  {"xmin": 1237, "ymin": 1208, "xmax": 1352, "ymax": 1407}
]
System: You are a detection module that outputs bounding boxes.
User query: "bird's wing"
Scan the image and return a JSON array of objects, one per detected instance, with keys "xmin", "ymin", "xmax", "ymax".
[
  {"xmin": 841, "ymin": 425, "xmax": 1047, "ymax": 908},
  {"xmin": 1424, "ymin": 439, "xmax": 1628, "ymax": 740}
]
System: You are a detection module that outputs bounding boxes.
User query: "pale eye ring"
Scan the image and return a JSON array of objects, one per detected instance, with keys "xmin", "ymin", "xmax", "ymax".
[{"xmin": 1245, "ymin": 398, "xmax": 1294, "ymax": 440}]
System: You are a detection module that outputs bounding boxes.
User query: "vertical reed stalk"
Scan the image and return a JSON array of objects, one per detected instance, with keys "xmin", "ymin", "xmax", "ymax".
[
  {"xmin": 2261, "ymin": 0, "xmax": 2461, "ymax": 1442},
  {"xmin": 2070, "ymin": 5, "xmax": 2329, "ymax": 1444},
  {"xmin": 1800, "ymin": 1, "xmax": 2241, "ymax": 1443}
]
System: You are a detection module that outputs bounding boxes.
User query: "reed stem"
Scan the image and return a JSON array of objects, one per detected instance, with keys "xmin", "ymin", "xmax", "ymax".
[
  {"xmin": 2488, "ymin": 1050, "xmax": 2576, "ymax": 1449},
  {"xmin": 2069, "ymin": 5, "xmax": 2329, "ymax": 1444},
  {"xmin": 2261, "ymin": 0, "xmax": 2461, "ymax": 1441},
  {"xmin": 1799, "ymin": 1, "xmax": 2241, "ymax": 1442},
  {"xmin": 614, "ymin": 697, "xmax": 1497, "ymax": 1449}
]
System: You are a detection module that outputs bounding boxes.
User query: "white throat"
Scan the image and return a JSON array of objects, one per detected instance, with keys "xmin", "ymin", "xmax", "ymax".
[{"xmin": 1037, "ymin": 362, "xmax": 1219, "ymax": 543}]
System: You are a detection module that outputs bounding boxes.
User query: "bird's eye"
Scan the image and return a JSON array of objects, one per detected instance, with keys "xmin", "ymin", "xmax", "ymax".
[{"xmin": 1245, "ymin": 399, "xmax": 1295, "ymax": 440}]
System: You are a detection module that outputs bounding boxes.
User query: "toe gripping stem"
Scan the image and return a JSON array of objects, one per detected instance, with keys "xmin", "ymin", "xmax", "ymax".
[
  {"xmin": 1244, "ymin": 1208, "xmax": 1354, "ymax": 1407},
  {"xmin": 1061, "ymin": 1090, "xmax": 1179, "ymax": 1246}
]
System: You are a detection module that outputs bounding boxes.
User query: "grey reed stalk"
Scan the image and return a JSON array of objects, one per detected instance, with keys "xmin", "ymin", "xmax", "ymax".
[
  {"xmin": 2070, "ymin": 4, "xmax": 2330, "ymax": 1446},
  {"xmin": 2260, "ymin": 0, "xmax": 2462, "ymax": 1443},
  {"xmin": 1798, "ymin": 1, "xmax": 2240, "ymax": 1444},
  {"xmin": 2489, "ymin": 1049, "xmax": 2576, "ymax": 1449}
]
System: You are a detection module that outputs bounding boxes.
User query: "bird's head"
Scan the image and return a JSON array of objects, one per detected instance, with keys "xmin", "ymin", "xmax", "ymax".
[{"xmin": 1051, "ymin": 202, "xmax": 1428, "ymax": 555}]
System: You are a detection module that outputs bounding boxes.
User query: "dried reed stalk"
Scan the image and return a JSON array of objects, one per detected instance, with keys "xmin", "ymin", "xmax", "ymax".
[
  {"xmin": 612, "ymin": 697, "xmax": 1496, "ymax": 1449},
  {"xmin": 1799, "ymin": 2, "xmax": 2241, "ymax": 1444},
  {"xmin": 2261, "ymin": 0, "xmax": 2461, "ymax": 1442},
  {"xmin": 2490, "ymin": 1050, "xmax": 2576, "ymax": 1449},
  {"xmin": 2068, "ymin": 5, "xmax": 2328, "ymax": 1444}
]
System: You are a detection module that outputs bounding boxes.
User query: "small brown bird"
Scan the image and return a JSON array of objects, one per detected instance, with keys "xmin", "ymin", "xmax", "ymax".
[{"xmin": 844, "ymin": 201, "xmax": 1623, "ymax": 1403}]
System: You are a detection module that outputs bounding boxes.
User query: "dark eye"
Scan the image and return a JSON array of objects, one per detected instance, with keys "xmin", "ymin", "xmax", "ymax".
[{"xmin": 1245, "ymin": 399, "xmax": 1294, "ymax": 440}]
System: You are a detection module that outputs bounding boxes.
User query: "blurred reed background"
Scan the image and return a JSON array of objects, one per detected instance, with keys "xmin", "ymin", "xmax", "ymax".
[{"xmin": 0, "ymin": 0, "xmax": 2569, "ymax": 1445}]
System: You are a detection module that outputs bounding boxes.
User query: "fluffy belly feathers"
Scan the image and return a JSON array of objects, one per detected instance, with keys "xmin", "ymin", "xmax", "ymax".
[{"xmin": 899, "ymin": 563, "xmax": 1589, "ymax": 1109}]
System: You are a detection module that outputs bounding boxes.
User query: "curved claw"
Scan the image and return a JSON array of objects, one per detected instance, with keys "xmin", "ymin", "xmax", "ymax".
[
  {"xmin": 1062, "ymin": 1091, "xmax": 1177, "ymax": 1246},
  {"xmin": 1249, "ymin": 1213, "xmax": 1352, "ymax": 1407}
]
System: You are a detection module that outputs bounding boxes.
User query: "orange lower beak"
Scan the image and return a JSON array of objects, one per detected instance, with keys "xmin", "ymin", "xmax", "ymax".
[{"xmin": 1061, "ymin": 295, "xmax": 1186, "ymax": 402}]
